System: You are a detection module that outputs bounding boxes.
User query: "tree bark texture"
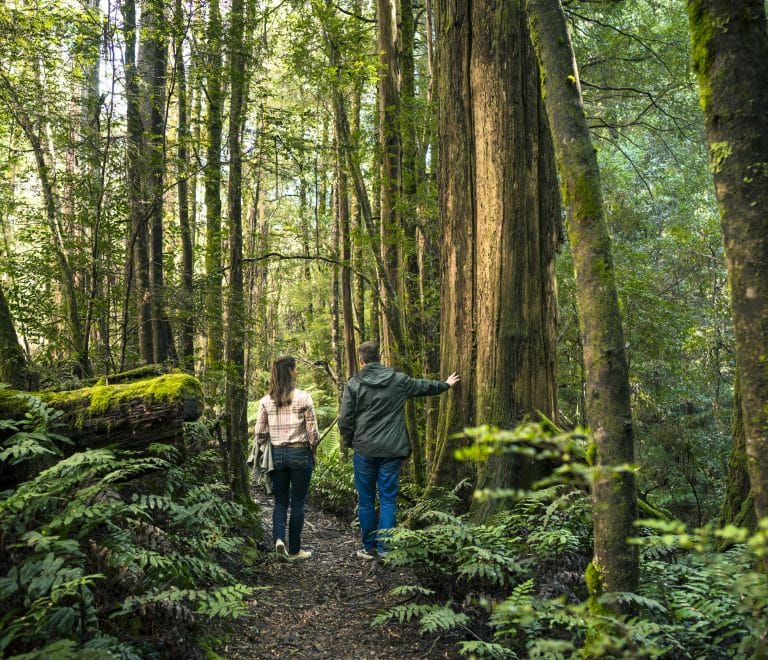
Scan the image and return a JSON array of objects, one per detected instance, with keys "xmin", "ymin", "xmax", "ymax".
[
  {"xmin": 226, "ymin": 0, "xmax": 251, "ymax": 504},
  {"xmin": 376, "ymin": 0, "xmax": 403, "ymax": 357},
  {"xmin": 432, "ymin": 0, "xmax": 560, "ymax": 492},
  {"xmin": 337, "ymin": 139, "xmax": 358, "ymax": 381},
  {"xmin": 204, "ymin": 0, "xmax": 224, "ymax": 371},
  {"xmin": 122, "ymin": 0, "xmax": 153, "ymax": 366},
  {"xmin": 720, "ymin": 373, "xmax": 756, "ymax": 531},
  {"xmin": 175, "ymin": 0, "xmax": 195, "ymax": 370},
  {"xmin": 526, "ymin": 0, "xmax": 638, "ymax": 597},
  {"xmin": 138, "ymin": 0, "xmax": 175, "ymax": 365},
  {"xmin": 0, "ymin": 283, "xmax": 26, "ymax": 390},
  {"xmin": 687, "ymin": 0, "xmax": 768, "ymax": 524}
]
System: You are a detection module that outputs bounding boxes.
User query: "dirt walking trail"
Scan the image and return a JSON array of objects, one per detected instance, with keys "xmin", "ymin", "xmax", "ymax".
[{"xmin": 221, "ymin": 490, "xmax": 461, "ymax": 659}]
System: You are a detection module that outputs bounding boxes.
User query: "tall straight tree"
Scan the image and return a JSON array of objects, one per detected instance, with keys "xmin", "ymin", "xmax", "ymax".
[
  {"xmin": 175, "ymin": 0, "xmax": 195, "ymax": 370},
  {"xmin": 204, "ymin": 0, "xmax": 224, "ymax": 372},
  {"xmin": 526, "ymin": 0, "xmax": 638, "ymax": 599},
  {"xmin": 226, "ymin": 0, "xmax": 250, "ymax": 503},
  {"xmin": 376, "ymin": 0, "xmax": 402, "ymax": 358},
  {"xmin": 337, "ymin": 137, "xmax": 357, "ymax": 381},
  {"xmin": 431, "ymin": 0, "xmax": 560, "ymax": 492},
  {"xmin": 687, "ymin": 0, "xmax": 768, "ymax": 524},
  {"xmin": 138, "ymin": 0, "xmax": 175, "ymax": 364},
  {"xmin": 122, "ymin": 0, "xmax": 153, "ymax": 365}
]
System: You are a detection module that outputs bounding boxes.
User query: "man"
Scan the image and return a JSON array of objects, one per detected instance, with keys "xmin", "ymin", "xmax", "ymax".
[{"xmin": 339, "ymin": 341, "xmax": 460, "ymax": 559}]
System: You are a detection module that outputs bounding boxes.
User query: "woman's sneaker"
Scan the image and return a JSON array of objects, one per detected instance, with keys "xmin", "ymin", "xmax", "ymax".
[
  {"xmin": 275, "ymin": 539, "xmax": 288, "ymax": 558},
  {"xmin": 287, "ymin": 550, "xmax": 312, "ymax": 561},
  {"xmin": 356, "ymin": 548, "xmax": 376, "ymax": 560}
]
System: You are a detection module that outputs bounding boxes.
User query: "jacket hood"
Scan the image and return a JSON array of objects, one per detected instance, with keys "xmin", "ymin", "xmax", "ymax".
[{"xmin": 353, "ymin": 362, "xmax": 396, "ymax": 387}]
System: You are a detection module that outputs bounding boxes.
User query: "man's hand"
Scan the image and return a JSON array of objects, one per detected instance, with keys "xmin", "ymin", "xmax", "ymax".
[{"xmin": 445, "ymin": 372, "xmax": 460, "ymax": 387}]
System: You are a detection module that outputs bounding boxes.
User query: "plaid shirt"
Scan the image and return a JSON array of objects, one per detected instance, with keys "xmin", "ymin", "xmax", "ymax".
[{"xmin": 255, "ymin": 388, "xmax": 318, "ymax": 447}]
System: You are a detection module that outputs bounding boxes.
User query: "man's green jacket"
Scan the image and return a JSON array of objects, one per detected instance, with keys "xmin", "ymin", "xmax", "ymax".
[{"xmin": 338, "ymin": 362, "xmax": 449, "ymax": 458}]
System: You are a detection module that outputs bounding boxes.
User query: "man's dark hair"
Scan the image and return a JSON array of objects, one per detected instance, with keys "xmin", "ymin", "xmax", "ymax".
[{"xmin": 358, "ymin": 341, "xmax": 380, "ymax": 364}]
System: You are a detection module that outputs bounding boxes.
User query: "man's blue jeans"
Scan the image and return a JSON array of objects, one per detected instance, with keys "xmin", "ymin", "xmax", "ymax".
[
  {"xmin": 353, "ymin": 452, "xmax": 402, "ymax": 554},
  {"xmin": 271, "ymin": 445, "xmax": 314, "ymax": 555}
]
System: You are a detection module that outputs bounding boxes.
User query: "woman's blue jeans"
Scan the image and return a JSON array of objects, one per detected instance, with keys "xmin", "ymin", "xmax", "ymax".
[
  {"xmin": 271, "ymin": 445, "xmax": 314, "ymax": 555},
  {"xmin": 353, "ymin": 453, "xmax": 402, "ymax": 554}
]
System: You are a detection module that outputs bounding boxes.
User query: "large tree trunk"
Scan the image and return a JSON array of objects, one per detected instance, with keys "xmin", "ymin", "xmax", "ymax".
[
  {"xmin": 526, "ymin": 0, "xmax": 638, "ymax": 599},
  {"xmin": 225, "ymin": 0, "xmax": 251, "ymax": 504},
  {"xmin": 431, "ymin": 0, "xmax": 560, "ymax": 496},
  {"xmin": 687, "ymin": 0, "xmax": 768, "ymax": 526}
]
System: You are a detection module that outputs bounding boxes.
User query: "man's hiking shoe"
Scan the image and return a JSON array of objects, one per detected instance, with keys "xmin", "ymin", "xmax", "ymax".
[
  {"xmin": 287, "ymin": 550, "xmax": 312, "ymax": 561},
  {"xmin": 356, "ymin": 549, "xmax": 376, "ymax": 560},
  {"xmin": 275, "ymin": 539, "xmax": 288, "ymax": 558}
]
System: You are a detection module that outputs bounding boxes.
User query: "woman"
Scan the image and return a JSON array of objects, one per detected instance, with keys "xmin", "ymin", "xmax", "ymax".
[{"xmin": 255, "ymin": 356, "xmax": 318, "ymax": 560}]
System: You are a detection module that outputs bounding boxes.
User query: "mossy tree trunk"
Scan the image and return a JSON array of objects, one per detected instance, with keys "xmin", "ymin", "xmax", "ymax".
[
  {"xmin": 431, "ymin": 0, "xmax": 560, "ymax": 496},
  {"xmin": 0, "ymin": 283, "xmax": 26, "ymax": 390},
  {"xmin": 526, "ymin": 0, "xmax": 638, "ymax": 598},
  {"xmin": 138, "ymin": 0, "xmax": 176, "ymax": 365},
  {"xmin": 720, "ymin": 373, "xmax": 757, "ymax": 531},
  {"xmin": 376, "ymin": 0, "xmax": 402, "ymax": 360},
  {"xmin": 122, "ymin": 0, "xmax": 153, "ymax": 367},
  {"xmin": 687, "ymin": 0, "xmax": 768, "ymax": 526},
  {"xmin": 338, "ymin": 138, "xmax": 358, "ymax": 382},
  {"xmin": 174, "ymin": 0, "xmax": 195, "ymax": 371},
  {"xmin": 225, "ymin": 0, "xmax": 251, "ymax": 504}
]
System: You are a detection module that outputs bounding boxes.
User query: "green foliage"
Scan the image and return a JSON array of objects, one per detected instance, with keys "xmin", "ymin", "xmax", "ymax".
[
  {"xmin": 0, "ymin": 402, "xmax": 259, "ymax": 657},
  {"xmin": 0, "ymin": 392, "xmax": 71, "ymax": 466},
  {"xmin": 378, "ymin": 425, "xmax": 768, "ymax": 658},
  {"xmin": 372, "ymin": 601, "xmax": 470, "ymax": 633},
  {"xmin": 309, "ymin": 442, "xmax": 356, "ymax": 518}
]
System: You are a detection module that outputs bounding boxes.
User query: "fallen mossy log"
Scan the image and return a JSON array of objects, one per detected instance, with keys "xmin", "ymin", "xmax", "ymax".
[{"xmin": 0, "ymin": 373, "xmax": 204, "ymax": 452}]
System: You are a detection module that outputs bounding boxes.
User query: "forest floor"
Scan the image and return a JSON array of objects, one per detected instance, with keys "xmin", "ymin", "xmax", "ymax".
[{"xmin": 219, "ymin": 488, "xmax": 462, "ymax": 659}]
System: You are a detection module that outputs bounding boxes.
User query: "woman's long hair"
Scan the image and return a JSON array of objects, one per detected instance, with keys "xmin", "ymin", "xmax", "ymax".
[{"xmin": 269, "ymin": 356, "xmax": 296, "ymax": 407}]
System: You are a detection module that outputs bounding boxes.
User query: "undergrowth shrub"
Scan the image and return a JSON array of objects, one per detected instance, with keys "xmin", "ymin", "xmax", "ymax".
[
  {"xmin": 0, "ymin": 395, "xmax": 260, "ymax": 658},
  {"xmin": 309, "ymin": 431, "xmax": 356, "ymax": 518},
  {"xmin": 375, "ymin": 423, "xmax": 768, "ymax": 658}
]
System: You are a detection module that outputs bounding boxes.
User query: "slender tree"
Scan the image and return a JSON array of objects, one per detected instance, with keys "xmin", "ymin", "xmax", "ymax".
[
  {"xmin": 139, "ymin": 0, "xmax": 175, "ymax": 364},
  {"xmin": 526, "ymin": 0, "xmax": 638, "ymax": 598},
  {"xmin": 0, "ymin": 72, "xmax": 90, "ymax": 375},
  {"xmin": 122, "ymin": 0, "xmax": 153, "ymax": 366},
  {"xmin": 226, "ymin": 0, "xmax": 251, "ymax": 503},
  {"xmin": 175, "ymin": 0, "xmax": 195, "ymax": 370},
  {"xmin": 204, "ymin": 0, "xmax": 224, "ymax": 372}
]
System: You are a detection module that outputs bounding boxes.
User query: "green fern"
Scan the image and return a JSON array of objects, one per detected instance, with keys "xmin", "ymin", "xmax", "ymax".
[
  {"xmin": 0, "ymin": 403, "xmax": 260, "ymax": 657},
  {"xmin": 373, "ymin": 601, "xmax": 469, "ymax": 634},
  {"xmin": 458, "ymin": 640, "xmax": 520, "ymax": 658}
]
